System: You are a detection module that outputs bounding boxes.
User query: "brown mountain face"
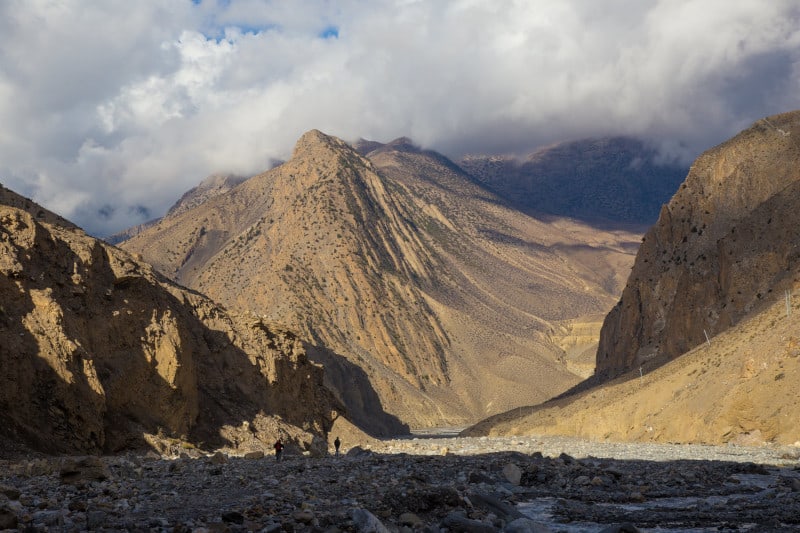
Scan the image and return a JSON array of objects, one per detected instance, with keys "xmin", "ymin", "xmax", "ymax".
[
  {"xmin": 465, "ymin": 111, "xmax": 800, "ymax": 445},
  {"xmin": 460, "ymin": 137, "xmax": 687, "ymax": 228},
  {"xmin": 596, "ymin": 110, "xmax": 800, "ymax": 379},
  {"xmin": 121, "ymin": 130, "xmax": 641, "ymax": 429},
  {"xmin": 0, "ymin": 183, "xmax": 339, "ymax": 457}
]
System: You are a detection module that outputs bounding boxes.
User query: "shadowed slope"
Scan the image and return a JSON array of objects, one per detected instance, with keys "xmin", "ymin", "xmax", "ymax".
[{"xmin": 0, "ymin": 183, "xmax": 339, "ymax": 456}]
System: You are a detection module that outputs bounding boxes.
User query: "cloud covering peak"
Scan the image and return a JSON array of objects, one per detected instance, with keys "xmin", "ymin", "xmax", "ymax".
[{"xmin": 2, "ymin": 0, "xmax": 799, "ymax": 235}]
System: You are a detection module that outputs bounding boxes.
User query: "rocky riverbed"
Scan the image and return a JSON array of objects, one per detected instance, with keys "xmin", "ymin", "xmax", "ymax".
[{"xmin": 2, "ymin": 435, "xmax": 800, "ymax": 532}]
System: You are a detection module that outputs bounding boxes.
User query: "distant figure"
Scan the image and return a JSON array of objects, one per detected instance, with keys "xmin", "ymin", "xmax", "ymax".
[
  {"xmin": 334, "ymin": 437, "xmax": 341, "ymax": 457},
  {"xmin": 274, "ymin": 438, "xmax": 284, "ymax": 462}
]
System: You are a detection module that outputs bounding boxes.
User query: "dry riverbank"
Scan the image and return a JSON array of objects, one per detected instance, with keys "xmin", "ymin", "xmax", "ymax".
[{"xmin": 2, "ymin": 435, "xmax": 800, "ymax": 531}]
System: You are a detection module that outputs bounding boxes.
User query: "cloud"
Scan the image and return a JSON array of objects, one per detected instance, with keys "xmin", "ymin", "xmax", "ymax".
[{"xmin": 1, "ymin": 0, "xmax": 799, "ymax": 235}]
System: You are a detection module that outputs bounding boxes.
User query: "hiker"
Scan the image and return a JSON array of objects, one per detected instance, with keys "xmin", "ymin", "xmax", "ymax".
[
  {"xmin": 274, "ymin": 438, "xmax": 284, "ymax": 461},
  {"xmin": 334, "ymin": 437, "xmax": 341, "ymax": 457}
]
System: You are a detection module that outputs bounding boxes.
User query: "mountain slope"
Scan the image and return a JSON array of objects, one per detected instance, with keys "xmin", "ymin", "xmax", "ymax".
[
  {"xmin": 466, "ymin": 110, "xmax": 800, "ymax": 445},
  {"xmin": 460, "ymin": 137, "xmax": 687, "ymax": 227},
  {"xmin": 122, "ymin": 131, "xmax": 641, "ymax": 428},
  {"xmin": 0, "ymin": 183, "xmax": 339, "ymax": 456},
  {"xmin": 596, "ymin": 110, "xmax": 800, "ymax": 379},
  {"xmin": 465, "ymin": 287, "xmax": 800, "ymax": 445}
]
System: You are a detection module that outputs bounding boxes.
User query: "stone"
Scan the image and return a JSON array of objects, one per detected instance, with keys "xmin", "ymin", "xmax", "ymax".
[
  {"xmin": 221, "ymin": 510, "xmax": 245, "ymax": 524},
  {"xmin": 441, "ymin": 511, "xmax": 497, "ymax": 533},
  {"xmin": 398, "ymin": 512, "xmax": 423, "ymax": 527},
  {"xmin": 263, "ymin": 522, "xmax": 282, "ymax": 533},
  {"xmin": 0, "ymin": 505, "xmax": 18, "ymax": 530},
  {"xmin": 628, "ymin": 491, "xmax": 646, "ymax": 503},
  {"xmin": 387, "ymin": 486, "xmax": 461, "ymax": 513},
  {"xmin": 558, "ymin": 453, "xmax": 576, "ymax": 465},
  {"xmin": 503, "ymin": 463, "xmax": 522, "ymax": 486},
  {"xmin": 504, "ymin": 517, "xmax": 553, "ymax": 533},
  {"xmin": 469, "ymin": 471, "xmax": 494, "ymax": 484},
  {"xmin": 87, "ymin": 510, "xmax": 108, "ymax": 529},
  {"xmin": 466, "ymin": 490, "xmax": 523, "ymax": 521},
  {"xmin": 244, "ymin": 450, "xmax": 264, "ymax": 459},
  {"xmin": 293, "ymin": 510, "xmax": 315, "ymax": 524},
  {"xmin": 351, "ymin": 508, "xmax": 390, "ymax": 533},
  {"xmin": 0, "ymin": 432, "xmax": 797, "ymax": 531},
  {"xmin": 0, "ymin": 484, "xmax": 20, "ymax": 500},
  {"xmin": 209, "ymin": 451, "xmax": 228, "ymax": 464},
  {"xmin": 598, "ymin": 524, "xmax": 641, "ymax": 533},
  {"xmin": 347, "ymin": 446, "xmax": 372, "ymax": 458},
  {"xmin": 59, "ymin": 456, "xmax": 111, "ymax": 485}
]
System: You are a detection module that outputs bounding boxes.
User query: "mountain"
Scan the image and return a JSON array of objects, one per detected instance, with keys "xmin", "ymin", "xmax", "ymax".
[
  {"xmin": 465, "ymin": 110, "xmax": 800, "ymax": 445},
  {"xmin": 120, "ymin": 130, "xmax": 641, "ymax": 428},
  {"xmin": 596, "ymin": 110, "xmax": 800, "ymax": 379},
  {"xmin": 460, "ymin": 137, "xmax": 687, "ymax": 228},
  {"xmin": 105, "ymin": 174, "xmax": 247, "ymax": 244},
  {"xmin": 0, "ymin": 183, "xmax": 340, "ymax": 456}
]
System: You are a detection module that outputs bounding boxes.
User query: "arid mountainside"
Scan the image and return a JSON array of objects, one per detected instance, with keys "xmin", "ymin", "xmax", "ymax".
[
  {"xmin": 596, "ymin": 110, "xmax": 800, "ymax": 379},
  {"xmin": 460, "ymin": 137, "xmax": 687, "ymax": 227},
  {"xmin": 121, "ymin": 131, "xmax": 641, "ymax": 428},
  {"xmin": 465, "ymin": 285, "xmax": 800, "ymax": 445},
  {"xmin": 0, "ymin": 184, "xmax": 340, "ymax": 456},
  {"xmin": 466, "ymin": 110, "xmax": 800, "ymax": 445}
]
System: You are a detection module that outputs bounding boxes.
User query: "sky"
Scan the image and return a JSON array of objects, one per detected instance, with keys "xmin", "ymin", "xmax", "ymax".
[{"xmin": 1, "ymin": 0, "xmax": 799, "ymax": 236}]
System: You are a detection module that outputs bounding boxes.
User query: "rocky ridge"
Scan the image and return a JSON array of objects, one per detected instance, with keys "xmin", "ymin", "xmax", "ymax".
[
  {"xmin": 121, "ymin": 130, "xmax": 641, "ymax": 429},
  {"xmin": 0, "ymin": 183, "xmax": 340, "ymax": 456}
]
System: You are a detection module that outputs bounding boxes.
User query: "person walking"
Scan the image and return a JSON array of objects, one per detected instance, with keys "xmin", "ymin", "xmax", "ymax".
[
  {"xmin": 333, "ymin": 437, "xmax": 341, "ymax": 457},
  {"xmin": 274, "ymin": 438, "xmax": 284, "ymax": 462}
]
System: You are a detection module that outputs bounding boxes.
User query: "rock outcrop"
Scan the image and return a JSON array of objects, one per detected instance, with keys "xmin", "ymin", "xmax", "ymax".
[
  {"xmin": 0, "ymin": 184, "xmax": 339, "ymax": 455},
  {"xmin": 596, "ymin": 110, "xmax": 800, "ymax": 379}
]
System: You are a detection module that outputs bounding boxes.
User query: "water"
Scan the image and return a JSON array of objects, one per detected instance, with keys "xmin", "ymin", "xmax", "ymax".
[{"xmin": 518, "ymin": 497, "xmax": 759, "ymax": 532}]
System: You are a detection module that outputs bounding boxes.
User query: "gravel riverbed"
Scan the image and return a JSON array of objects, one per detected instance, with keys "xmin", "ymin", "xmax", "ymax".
[{"xmin": 2, "ymin": 435, "xmax": 800, "ymax": 532}]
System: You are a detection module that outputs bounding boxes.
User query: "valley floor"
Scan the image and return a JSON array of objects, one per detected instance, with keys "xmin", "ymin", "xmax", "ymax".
[{"xmin": 2, "ymin": 435, "xmax": 800, "ymax": 531}]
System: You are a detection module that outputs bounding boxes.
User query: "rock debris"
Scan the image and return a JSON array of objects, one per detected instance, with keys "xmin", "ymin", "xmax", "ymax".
[{"xmin": 2, "ymin": 435, "xmax": 800, "ymax": 532}]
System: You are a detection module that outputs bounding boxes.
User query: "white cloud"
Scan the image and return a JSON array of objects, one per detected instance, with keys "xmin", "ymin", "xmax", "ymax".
[{"xmin": 0, "ymin": 0, "xmax": 798, "ymax": 235}]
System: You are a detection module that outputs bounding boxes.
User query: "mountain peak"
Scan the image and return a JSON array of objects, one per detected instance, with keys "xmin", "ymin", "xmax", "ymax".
[{"xmin": 292, "ymin": 129, "xmax": 350, "ymax": 158}]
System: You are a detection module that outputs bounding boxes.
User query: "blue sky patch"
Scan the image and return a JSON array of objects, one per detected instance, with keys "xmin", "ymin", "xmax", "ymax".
[{"xmin": 319, "ymin": 25, "xmax": 339, "ymax": 39}]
